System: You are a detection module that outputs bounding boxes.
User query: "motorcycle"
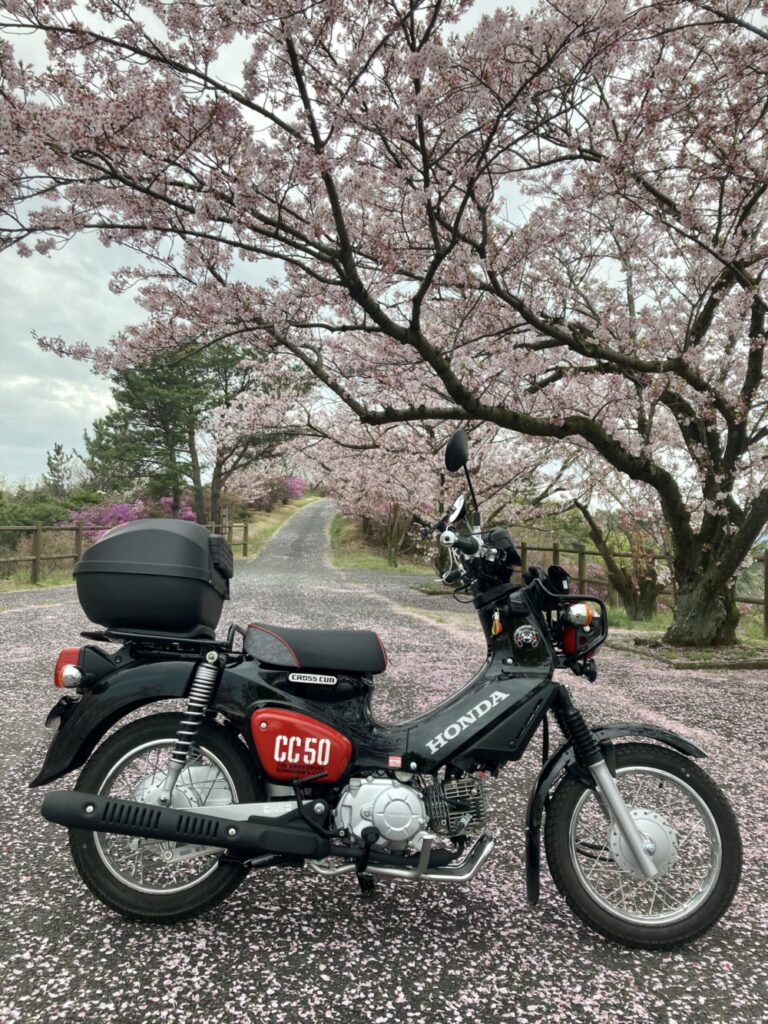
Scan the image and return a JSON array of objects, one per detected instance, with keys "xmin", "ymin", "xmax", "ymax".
[{"xmin": 33, "ymin": 429, "xmax": 741, "ymax": 949}]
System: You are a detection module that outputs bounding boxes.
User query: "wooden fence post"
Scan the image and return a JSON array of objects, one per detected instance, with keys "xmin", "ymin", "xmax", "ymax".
[
  {"xmin": 227, "ymin": 523, "xmax": 234, "ymax": 548},
  {"xmin": 552, "ymin": 540, "xmax": 560, "ymax": 567},
  {"xmin": 520, "ymin": 541, "xmax": 528, "ymax": 574},
  {"xmin": 578, "ymin": 543, "xmax": 586, "ymax": 593},
  {"xmin": 74, "ymin": 523, "xmax": 83, "ymax": 562},
  {"xmin": 243, "ymin": 521, "xmax": 249, "ymax": 557},
  {"xmin": 31, "ymin": 526, "xmax": 42, "ymax": 584}
]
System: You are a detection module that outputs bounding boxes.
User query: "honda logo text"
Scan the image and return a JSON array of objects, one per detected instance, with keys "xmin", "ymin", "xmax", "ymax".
[{"xmin": 425, "ymin": 691, "xmax": 509, "ymax": 755}]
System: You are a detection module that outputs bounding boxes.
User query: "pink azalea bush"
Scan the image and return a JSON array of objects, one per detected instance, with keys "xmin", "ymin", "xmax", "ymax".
[
  {"xmin": 283, "ymin": 477, "xmax": 305, "ymax": 500},
  {"xmin": 64, "ymin": 497, "xmax": 196, "ymax": 540}
]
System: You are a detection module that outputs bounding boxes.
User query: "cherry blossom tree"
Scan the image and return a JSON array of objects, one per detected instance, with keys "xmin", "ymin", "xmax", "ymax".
[
  {"xmin": 2, "ymin": 0, "xmax": 767, "ymax": 643},
  {"xmin": 279, "ymin": 412, "xmax": 564, "ymax": 564}
]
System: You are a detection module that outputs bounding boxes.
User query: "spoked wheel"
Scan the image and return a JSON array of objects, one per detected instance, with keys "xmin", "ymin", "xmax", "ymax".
[
  {"xmin": 544, "ymin": 743, "xmax": 741, "ymax": 949},
  {"xmin": 69, "ymin": 713, "xmax": 262, "ymax": 922}
]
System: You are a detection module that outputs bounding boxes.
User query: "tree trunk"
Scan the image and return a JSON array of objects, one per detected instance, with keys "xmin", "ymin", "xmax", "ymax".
[
  {"xmin": 210, "ymin": 462, "xmax": 223, "ymax": 529},
  {"xmin": 637, "ymin": 576, "xmax": 660, "ymax": 619},
  {"xmin": 384, "ymin": 504, "xmax": 412, "ymax": 567},
  {"xmin": 616, "ymin": 575, "xmax": 659, "ymax": 621},
  {"xmin": 574, "ymin": 500, "xmax": 659, "ymax": 622},
  {"xmin": 187, "ymin": 428, "xmax": 206, "ymax": 524},
  {"xmin": 665, "ymin": 577, "xmax": 739, "ymax": 646}
]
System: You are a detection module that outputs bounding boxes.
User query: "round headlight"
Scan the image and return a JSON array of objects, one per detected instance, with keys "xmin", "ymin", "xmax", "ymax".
[{"xmin": 567, "ymin": 602, "xmax": 594, "ymax": 627}]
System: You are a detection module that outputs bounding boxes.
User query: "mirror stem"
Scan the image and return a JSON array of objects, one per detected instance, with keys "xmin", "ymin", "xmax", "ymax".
[{"xmin": 463, "ymin": 466, "xmax": 481, "ymax": 528}]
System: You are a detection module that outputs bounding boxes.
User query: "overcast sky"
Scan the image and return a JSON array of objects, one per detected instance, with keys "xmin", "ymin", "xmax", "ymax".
[
  {"xmin": 0, "ymin": 0, "xmax": 527, "ymax": 485},
  {"xmin": 0, "ymin": 239, "xmax": 141, "ymax": 483}
]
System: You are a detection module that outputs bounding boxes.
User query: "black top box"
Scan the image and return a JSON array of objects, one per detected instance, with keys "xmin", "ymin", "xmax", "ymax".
[{"xmin": 74, "ymin": 519, "xmax": 233, "ymax": 638}]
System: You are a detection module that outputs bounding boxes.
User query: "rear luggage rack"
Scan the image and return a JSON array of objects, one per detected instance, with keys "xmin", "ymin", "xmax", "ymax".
[{"xmin": 79, "ymin": 625, "xmax": 246, "ymax": 659}]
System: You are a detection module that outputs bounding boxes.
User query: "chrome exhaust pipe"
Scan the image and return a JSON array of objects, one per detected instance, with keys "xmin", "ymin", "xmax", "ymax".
[{"xmin": 306, "ymin": 833, "xmax": 495, "ymax": 882}]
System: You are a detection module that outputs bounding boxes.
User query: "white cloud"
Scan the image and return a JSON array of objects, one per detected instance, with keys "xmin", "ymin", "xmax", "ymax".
[{"xmin": 0, "ymin": 235, "xmax": 142, "ymax": 482}]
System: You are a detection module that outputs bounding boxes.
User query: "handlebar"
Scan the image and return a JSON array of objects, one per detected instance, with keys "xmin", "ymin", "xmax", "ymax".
[
  {"xmin": 439, "ymin": 529, "xmax": 481, "ymax": 556},
  {"xmin": 453, "ymin": 534, "xmax": 481, "ymax": 556}
]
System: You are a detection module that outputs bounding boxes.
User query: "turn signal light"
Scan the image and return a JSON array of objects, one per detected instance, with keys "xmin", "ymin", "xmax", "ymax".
[{"xmin": 54, "ymin": 648, "xmax": 82, "ymax": 688}]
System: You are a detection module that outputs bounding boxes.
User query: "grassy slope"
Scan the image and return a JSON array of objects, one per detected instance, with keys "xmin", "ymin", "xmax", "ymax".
[{"xmin": 329, "ymin": 514, "xmax": 433, "ymax": 575}]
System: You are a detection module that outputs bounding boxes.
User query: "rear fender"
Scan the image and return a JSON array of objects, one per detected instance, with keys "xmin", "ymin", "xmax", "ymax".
[
  {"xmin": 524, "ymin": 722, "xmax": 707, "ymax": 905},
  {"xmin": 30, "ymin": 660, "xmax": 196, "ymax": 787}
]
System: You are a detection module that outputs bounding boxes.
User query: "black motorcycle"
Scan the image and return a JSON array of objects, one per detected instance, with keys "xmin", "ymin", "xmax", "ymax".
[{"xmin": 34, "ymin": 429, "xmax": 741, "ymax": 948}]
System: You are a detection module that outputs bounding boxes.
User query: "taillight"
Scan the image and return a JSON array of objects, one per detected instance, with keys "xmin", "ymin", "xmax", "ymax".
[{"xmin": 54, "ymin": 648, "xmax": 82, "ymax": 688}]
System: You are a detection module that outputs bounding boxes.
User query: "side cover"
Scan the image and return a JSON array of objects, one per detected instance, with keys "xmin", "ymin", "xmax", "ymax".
[{"xmin": 250, "ymin": 708, "xmax": 353, "ymax": 783}]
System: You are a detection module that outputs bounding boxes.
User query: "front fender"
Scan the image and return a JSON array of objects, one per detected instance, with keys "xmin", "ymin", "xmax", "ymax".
[
  {"xmin": 524, "ymin": 723, "xmax": 706, "ymax": 905},
  {"xmin": 30, "ymin": 660, "xmax": 196, "ymax": 787}
]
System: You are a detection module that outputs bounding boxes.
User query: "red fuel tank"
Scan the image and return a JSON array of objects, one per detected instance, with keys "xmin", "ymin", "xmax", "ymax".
[{"xmin": 250, "ymin": 708, "xmax": 353, "ymax": 783}]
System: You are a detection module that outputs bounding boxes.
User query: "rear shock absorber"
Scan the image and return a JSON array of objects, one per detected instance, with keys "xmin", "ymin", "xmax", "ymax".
[{"xmin": 157, "ymin": 651, "xmax": 223, "ymax": 806}]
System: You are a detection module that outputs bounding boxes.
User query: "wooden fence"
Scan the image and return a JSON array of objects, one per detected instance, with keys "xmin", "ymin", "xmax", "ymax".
[
  {"xmin": 3, "ymin": 520, "xmax": 767, "ymax": 637},
  {"xmin": 514, "ymin": 534, "xmax": 768, "ymax": 637},
  {"xmin": 0, "ymin": 522, "xmax": 250, "ymax": 586}
]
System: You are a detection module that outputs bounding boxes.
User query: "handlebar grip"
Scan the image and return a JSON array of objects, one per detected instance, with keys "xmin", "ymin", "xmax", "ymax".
[{"xmin": 453, "ymin": 534, "xmax": 480, "ymax": 556}]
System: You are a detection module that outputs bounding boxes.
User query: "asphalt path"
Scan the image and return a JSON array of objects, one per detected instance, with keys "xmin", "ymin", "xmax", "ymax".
[{"xmin": 1, "ymin": 499, "xmax": 766, "ymax": 1024}]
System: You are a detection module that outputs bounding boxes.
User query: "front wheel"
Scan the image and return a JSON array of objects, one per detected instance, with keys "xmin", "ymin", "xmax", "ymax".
[
  {"xmin": 69, "ymin": 713, "xmax": 263, "ymax": 923},
  {"xmin": 544, "ymin": 743, "xmax": 741, "ymax": 949}
]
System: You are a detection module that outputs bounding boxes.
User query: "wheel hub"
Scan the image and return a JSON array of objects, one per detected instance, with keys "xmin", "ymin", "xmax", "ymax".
[
  {"xmin": 129, "ymin": 771, "xmax": 215, "ymax": 858},
  {"xmin": 608, "ymin": 807, "xmax": 678, "ymax": 880}
]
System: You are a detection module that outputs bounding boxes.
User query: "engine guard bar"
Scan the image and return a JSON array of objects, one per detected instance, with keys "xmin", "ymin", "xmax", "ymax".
[{"xmin": 528, "ymin": 584, "xmax": 609, "ymax": 664}]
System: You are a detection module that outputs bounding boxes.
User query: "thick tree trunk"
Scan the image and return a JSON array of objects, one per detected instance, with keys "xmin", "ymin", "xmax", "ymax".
[{"xmin": 665, "ymin": 577, "xmax": 739, "ymax": 647}]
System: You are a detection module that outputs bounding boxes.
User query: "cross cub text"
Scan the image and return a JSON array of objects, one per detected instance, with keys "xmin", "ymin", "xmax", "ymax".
[{"xmin": 34, "ymin": 429, "xmax": 741, "ymax": 949}]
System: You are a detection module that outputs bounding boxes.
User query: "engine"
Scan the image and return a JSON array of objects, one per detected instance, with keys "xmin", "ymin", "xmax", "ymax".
[{"xmin": 334, "ymin": 775, "xmax": 487, "ymax": 850}]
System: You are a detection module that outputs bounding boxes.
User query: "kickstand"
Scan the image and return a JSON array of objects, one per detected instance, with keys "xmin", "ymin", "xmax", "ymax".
[
  {"xmin": 355, "ymin": 871, "xmax": 376, "ymax": 899},
  {"xmin": 354, "ymin": 826, "xmax": 380, "ymax": 900}
]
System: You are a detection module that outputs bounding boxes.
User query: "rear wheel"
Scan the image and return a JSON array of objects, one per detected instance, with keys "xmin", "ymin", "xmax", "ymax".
[
  {"xmin": 544, "ymin": 743, "xmax": 741, "ymax": 949},
  {"xmin": 69, "ymin": 713, "xmax": 262, "ymax": 923}
]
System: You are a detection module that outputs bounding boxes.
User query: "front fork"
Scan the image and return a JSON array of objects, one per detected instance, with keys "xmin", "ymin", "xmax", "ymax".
[
  {"xmin": 157, "ymin": 651, "xmax": 224, "ymax": 807},
  {"xmin": 555, "ymin": 688, "xmax": 658, "ymax": 880}
]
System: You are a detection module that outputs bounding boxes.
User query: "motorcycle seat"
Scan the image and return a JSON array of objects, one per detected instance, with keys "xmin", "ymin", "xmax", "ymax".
[{"xmin": 245, "ymin": 623, "xmax": 387, "ymax": 675}]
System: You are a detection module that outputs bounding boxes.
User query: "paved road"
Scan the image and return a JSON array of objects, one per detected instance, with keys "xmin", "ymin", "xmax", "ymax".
[{"xmin": 1, "ymin": 500, "xmax": 766, "ymax": 1024}]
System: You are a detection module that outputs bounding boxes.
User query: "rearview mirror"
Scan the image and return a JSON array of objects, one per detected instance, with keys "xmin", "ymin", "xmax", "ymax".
[{"xmin": 445, "ymin": 429, "xmax": 469, "ymax": 473}]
